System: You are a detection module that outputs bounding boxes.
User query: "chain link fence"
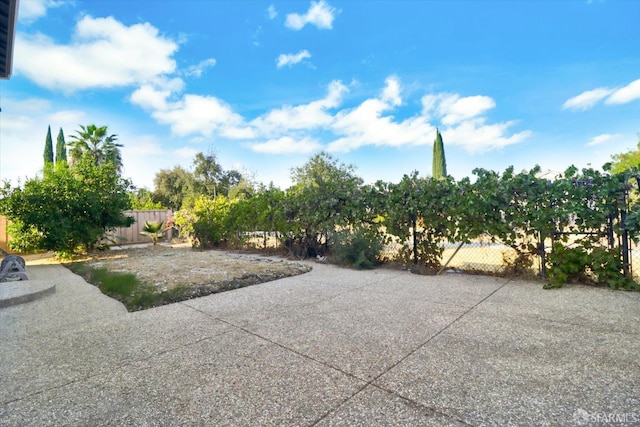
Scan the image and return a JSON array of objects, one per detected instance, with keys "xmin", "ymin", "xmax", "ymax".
[{"xmin": 228, "ymin": 230, "xmax": 640, "ymax": 282}]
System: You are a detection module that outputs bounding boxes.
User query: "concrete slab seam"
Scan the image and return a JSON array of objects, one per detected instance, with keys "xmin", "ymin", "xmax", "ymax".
[
  {"xmin": 181, "ymin": 302, "xmax": 364, "ymax": 381},
  {"xmin": 306, "ymin": 278, "xmax": 512, "ymax": 425},
  {"xmin": 1, "ymin": 327, "xmax": 236, "ymax": 406},
  {"xmin": 317, "ymin": 279, "xmax": 513, "ymax": 425}
]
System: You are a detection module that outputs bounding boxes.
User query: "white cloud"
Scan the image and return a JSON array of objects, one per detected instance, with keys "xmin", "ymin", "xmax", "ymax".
[
  {"xmin": 251, "ymin": 80, "xmax": 347, "ymax": 134},
  {"xmin": 605, "ymin": 79, "xmax": 640, "ymax": 105},
  {"xmin": 276, "ymin": 50, "xmax": 311, "ymax": 68},
  {"xmin": 129, "ymin": 74, "xmax": 529, "ymax": 157},
  {"xmin": 424, "ymin": 94, "xmax": 495, "ymax": 125},
  {"xmin": 586, "ymin": 133, "xmax": 623, "ymax": 146},
  {"xmin": 267, "ymin": 4, "xmax": 277, "ymax": 19},
  {"xmin": 185, "ymin": 58, "xmax": 217, "ymax": 77},
  {"xmin": 130, "ymin": 84, "xmax": 172, "ymax": 111},
  {"xmin": 285, "ymin": 0, "xmax": 338, "ymax": 30},
  {"xmin": 562, "ymin": 87, "xmax": 614, "ymax": 111},
  {"xmin": 18, "ymin": 0, "xmax": 65, "ymax": 23},
  {"xmin": 442, "ymin": 120, "xmax": 532, "ymax": 153},
  {"xmin": 421, "ymin": 91, "xmax": 530, "ymax": 152},
  {"xmin": 250, "ymin": 136, "xmax": 321, "ymax": 154},
  {"xmin": 151, "ymin": 94, "xmax": 244, "ymax": 138},
  {"xmin": 381, "ymin": 76, "xmax": 402, "ymax": 106},
  {"xmin": 328, "ymin": 78, "xmax": 434, "ymax": 152},
  {"xmin": 15, "ymin": 16, "xmax": 178, "ymax": 91}
]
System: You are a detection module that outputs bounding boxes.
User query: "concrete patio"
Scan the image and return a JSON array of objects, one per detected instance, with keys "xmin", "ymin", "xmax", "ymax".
[{"xmin": 1, "ymin": 261, "xmax": 639, "ymax": 426}]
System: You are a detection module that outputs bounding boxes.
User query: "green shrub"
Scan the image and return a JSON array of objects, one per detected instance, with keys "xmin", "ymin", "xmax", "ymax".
[
  {"xmin": 546, "ymin": 242, "xmax": 637, "ymax": 290},
  {"xmin": 191, "ymin": 195, "xmax": 234, "ymax": 248},
  {"xmin": 331, "ymin": 227, "xmax": 386, "ymax": 269}
]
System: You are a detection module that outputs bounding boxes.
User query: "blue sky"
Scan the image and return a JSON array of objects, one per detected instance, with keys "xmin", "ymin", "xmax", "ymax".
[{"xmin": 1, "ymin": 0, "xmax": 639, "ymax": 189}]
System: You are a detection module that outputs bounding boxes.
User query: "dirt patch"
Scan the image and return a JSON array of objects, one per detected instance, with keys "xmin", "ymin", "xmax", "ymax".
[{"xmin": 65, "ymin": 246, "xmax": 312, "ymax": 309}]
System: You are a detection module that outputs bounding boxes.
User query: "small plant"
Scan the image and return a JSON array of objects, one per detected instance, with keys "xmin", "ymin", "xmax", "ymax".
[
  {"xmin": 545, "ymin": 242, "xmax": 638, "ymax": 290},
  {"xmin": 331, "ymin": 227, "xmax": 386, "ymax": 269},
  {"xmin": 65, "ymin": 262, "xmax": 174, "ymax": 311},
  {"xmin": 139, "ymin": 220, "xmax": 166, "ymax": 246},
  {"xmin": 545, "ymin": 243, "xmax": 590, "ymax": 289}
]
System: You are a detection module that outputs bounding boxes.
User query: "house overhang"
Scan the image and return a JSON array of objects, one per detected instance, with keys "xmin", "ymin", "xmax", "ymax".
[{"xmin": 0, "ymin": 0, "xmax": 19, "ymax": 79}]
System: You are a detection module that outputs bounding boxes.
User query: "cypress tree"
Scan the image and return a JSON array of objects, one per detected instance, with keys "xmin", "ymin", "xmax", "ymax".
[
  {"xmin": 432, "ymin": 128, "xmax": 447, "ymax": 179},
  {"xmin": 55, "ymin": 127, "xmax": 67, "ymax": 165},
  {"xmin": 44, "ymin": 125, "xmax": 54, "ymax": 166}
]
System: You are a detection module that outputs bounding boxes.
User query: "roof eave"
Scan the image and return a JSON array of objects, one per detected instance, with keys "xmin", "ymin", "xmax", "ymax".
[{"xmin": 1, "ymin": 0, "xmax": 19, "ymax": 79}]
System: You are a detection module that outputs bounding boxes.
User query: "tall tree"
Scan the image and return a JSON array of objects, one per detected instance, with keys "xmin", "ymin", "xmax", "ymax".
[
  {"xmin": 193, "ymin": 152, "xmax": 223, "ymax": 197},
  {"xmin": 43, "ymin": 125, "xmax": 54, "ymax": 166},
  {"xmin": 68, "ymin": 124, "xmax": 122, "ymax": 171},
  {"xmin": 55, "ymin": 127, "xmax": 67, "ymax": 165},
  {"xmin": 432, "ymin": 128, "xmax": 447, "ymax": 179},
  {"xmin": 153, "ymin": 166, "xmax": 196, "ymax": 211}
]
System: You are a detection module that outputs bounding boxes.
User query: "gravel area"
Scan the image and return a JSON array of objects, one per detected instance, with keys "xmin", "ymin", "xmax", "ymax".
[{"xmin": 64, "ymin": 246, "xmax": 312, "ymax": 308}]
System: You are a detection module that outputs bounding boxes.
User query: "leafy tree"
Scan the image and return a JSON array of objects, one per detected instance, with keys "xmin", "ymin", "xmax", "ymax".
[
  {"xmin": 43, "ymin": 125, "xmax": 54, "ymax": 167},
  {"xmin": 0, "ymin": 158, "xmax": 134, "ymax": 255},
  {"xmin": 286, "ymin": 152, "xmax": 364, "ymax": 257},
  {"xmin": 55, "ymin": 127, "xmax": 67, "ymax": 165},
  {"xmin": 228, "ymin": 176, "xmax": 255, "ymax": 200},
  {"xmin": 193, "ymin": 152, "xmax": 223, "ymax": 197},
  {"xmin": 218, "ymin": 169, "xmax": 243, "ymax": 197},
  {"xmin": 432, "ymin": 128, "xmax": 447, "ymax": 179},
  {"xmin": 152, "ymin": 166, "xmax": 196, "ymax": 210},
  {"xmin": 192, "ymin": 151, "xmax": 244, "ymax": 198},
  {"xmin": 129, "ymin": 188, "xmax": 165, "ymax": 210},
  {"xmin": 383, "ymin": 172, "xmax": 454, "ymax": 269},
  {"xmin": 225, "ymin": 183, "xmax": 287, "ymax": 248},
  {"xmin": 68, "ymin": 124, "xmax": 123, "ymax": 171},
  {"xmin": 608, "ymin": 135, "xmax": 640, "ymax": 174}
]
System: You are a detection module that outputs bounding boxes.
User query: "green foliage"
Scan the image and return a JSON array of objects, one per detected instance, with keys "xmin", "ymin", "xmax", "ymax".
[
  {"xmin": 139, "ymin": 220, "xmax": 166, "ymax": 246},
  {"xmin": 151, "ymin": 152, "xmax": 245, "ymax": 211},
  {"xmin": 332, "ymin": 226, "xmax": 387, "ymax": 269},
  {"xmin": 152, "ymin": 166, "xmax": 196, "ymax": 210},
  {"xmin": 44, "ymin": 125, "xmax": 54, "ymax": 166},
  {"xmin": 382, "ymin": 172, "xmax": 454, "ymax": 269},
  {"xmin": 285, "ymin": 152, "xmax": 364, "ymax": 257},
  {"xmin": 192, "ymin": 152, "xmax": 223, "ymax": 197},
  {"xmin": 608, "ymin": 136, "xmax": 640, "ymax": 174},
  {"xmin": 65, "ymin": 262, "xmax": 173, "ymax": 311},
  {"xmin": 0, "ymin": 158, "xmax": 134, "ymax": 255},
  {"xmin": 546, "ymin": 243, "xmax": 591, "ymax": 288},
  {"xmin": 68, "ymin": 124, "xmax": 122, "ymax": 171},
  {"xmin": 129, "ymin": 188, "xmax": 165, "ymax": 210},
  {"xmin": 546, "ymin": 242, "xmax": 637, "ymax": 290},
  {"xmin": 172, "ymin": 209, "xmax": 197, "ymax": 240},
  {"xmin": 55, "ymin": 127, "xmax": 67, "ymax": 165},
  {"xmin": 432, "ymin": 129, "xmax": 447, "ymax": 179},
  {"xmin": 191, "ymin": 195, "xmax": 235, "ymax": 248}
]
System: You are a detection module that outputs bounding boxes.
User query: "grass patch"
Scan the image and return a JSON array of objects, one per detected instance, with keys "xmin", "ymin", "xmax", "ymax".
[{"xmin": 65, "ymin": 262, "xmax": 173, "ymax": 311}]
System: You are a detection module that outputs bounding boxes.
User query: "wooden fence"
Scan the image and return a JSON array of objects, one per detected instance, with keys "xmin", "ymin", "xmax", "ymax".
[
  {"xmin": 0, "ymin": 215, "xmax": 11, "ymax": 253},
  {"xmin": 0, "ymin": 210, "xmax": 173, "ymax": 252},
  {"xmin": 105, "ymin": 210, "xmax": 173, "ymax": 246}
]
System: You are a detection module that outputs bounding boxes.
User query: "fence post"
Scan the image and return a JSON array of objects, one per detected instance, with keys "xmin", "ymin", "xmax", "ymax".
[
  {"xmin": 538, "ymin": 234, "xmax": 547, "ymax": 278},
  {"xmin": 620, "ymin": 190, "xmax": 631, "ymax": 276}
]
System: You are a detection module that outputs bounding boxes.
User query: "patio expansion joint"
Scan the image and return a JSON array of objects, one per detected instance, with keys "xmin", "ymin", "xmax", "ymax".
[
  {"xmin": 1, "ymin": 327, "xmax": 235, "ymax": 407},
  {"xmin": 309, "ymin": 278, "xmax": 513, "ymax": 426}
]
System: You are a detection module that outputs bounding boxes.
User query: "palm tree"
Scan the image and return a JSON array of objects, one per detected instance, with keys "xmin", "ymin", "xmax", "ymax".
[{"xmin": 68, "ymin": 124, "xmax": 123, "ymax": 172}]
